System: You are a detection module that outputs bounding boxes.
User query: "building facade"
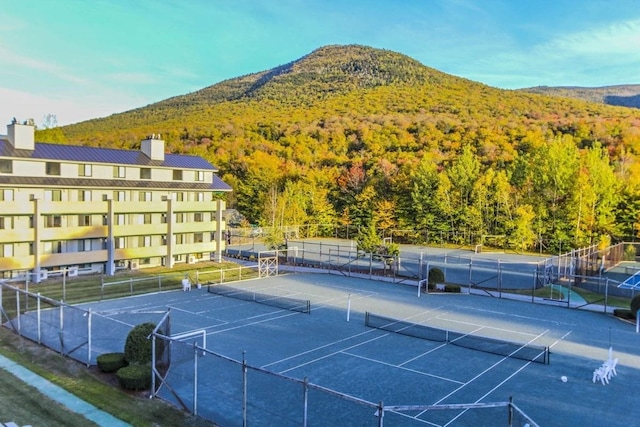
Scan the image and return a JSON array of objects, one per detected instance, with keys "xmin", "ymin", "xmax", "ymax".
[{"xmin": 0, "ymin": 121, "xmax": 231, "ymax": 281}]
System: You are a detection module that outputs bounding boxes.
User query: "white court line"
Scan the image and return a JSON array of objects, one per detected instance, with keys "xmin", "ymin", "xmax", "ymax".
[
  {"xmin": 412, "ymin": 328, "xmax": 551, "ymax": 420},
  {"xmin": 450, "ymin": 304, "xmax": 562, "ymax": 326},
  {"xmin": 262, "ymin": 307, "xmax": 448, "ymax": 373},
  {"xmin": 442, "ymin": 330, "xmax": 570, "ymax": 427},
  {"xmin": 435, "ymin": 314, "xmax": 544, "ymax": 339},
  {"xmin": 342, "ymin": 350, "xmax": 464, "ymax": 385}
]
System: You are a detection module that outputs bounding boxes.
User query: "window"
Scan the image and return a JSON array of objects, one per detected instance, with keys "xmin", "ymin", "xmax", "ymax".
[
  {"xmin": 138, "ymin": 235, "xmax": 151, "ymax": 247},
  {"xmin": 113, "ymin": 166, "xmax": 126, "ymax": 178},
  {"xmin": 172, "ymin": 169, "xmax": 183, "ymax": 180},
  {"xmin": 45, "ymin": 190, "xmax": 62, "ymax": 202},
  {"xmin": 161, "ymin": 213, "xmax": 167, "ymax": 224},
  {"xmin": 175, "ymin": 233, "xmax": 185, "ymax": 244},
  {"xmin": 161, "ymin": 235, "xmax": 167, "ymax": 245},
  {"xmin": 140, "ymin": 168, "xmax": 151, "ymax": 179},
  {"xmin": 45, "ymin": 215, "xmax": 62, "ymax": 228},
  {"xmin": 78, "ymin": 215, "xmax": 91, "ymax": 226},
  {"xmin": 194, "ymin": 232, "xmax": 204, "ymax": 243},
  {"xmin": 115, "ymin": 237, "xmax": 125, "ymax": 249},
  {"xmin": 0, "ymin": 189, "xmax": 14, "ymax": 201},
  {"xmin": 2, "ymin": 243, "xmax": 13, "ymax": 258},
  {"xmin": 115, "ymin": 214, "xmax": 126, "ymax": 225},
  {"xmin": 0, "ymin": 159, "xmax": 12, "ymax": 173},
  {"xmin": 28, "ymin": 242, "xmax": 34, "ymax": 256},
  {"xmin": 196, "ymin": 192, "xmax": 204, "ymax": 202},
  {"xmin": 78, "ymin": 190, "xmax": 92, "ymax": 201},
  {"xmin": 194, "ymin": 212, "xmax": 203, "ymax": 222},
  {"xmin": 172, "ymin": 192, "xmax": 184, "ymax": 202},
  {"xmin": 46, "ymin": 162, "xmax": 61, "ymax": 176},
  {"xmin": 139, "ymin": 191, "xmax": 151, "ymax": 202},
  {"xmin": 78, "ymin": 239, "xmax": 92, "ymax": 252},
  {"xmin": 43, "ymin": 241, "xmax": 63, "ymax": 254},
  {"xmin": 196, "ymin": 170, "xmax": 205, "ymax": 181},
  {"xmin": 143, "ymin": 213, "xmax": 151, "ymax": 224},
  {"xmin": 0, "ymin": 217, "xmax": 9, "ymax": 229},
  {"xmin": 78, "ymin": 164, "xmax": 92, "ymax": 177},
  {"xmin": 175, "ymin": 213, "xmax": 184, "ymax": 223},
  {"xmin": 113, "ymin": 191, "xmax": 126, "ymax": 201}
]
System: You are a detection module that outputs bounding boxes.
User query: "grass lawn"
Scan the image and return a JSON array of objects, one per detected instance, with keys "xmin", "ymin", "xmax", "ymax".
[
  {"xmin": 0, "ymin": 327, "xmax": 216, "ymax": 426},
  {"xmin": 0, "ymin": 262, "xmax": 243, "ymax": 426}
]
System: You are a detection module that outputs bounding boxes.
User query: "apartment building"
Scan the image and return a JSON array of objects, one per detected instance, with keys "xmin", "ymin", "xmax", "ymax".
[{"xmin": 0, "ymin": 120, "xmax": 232, "ymax": 282}]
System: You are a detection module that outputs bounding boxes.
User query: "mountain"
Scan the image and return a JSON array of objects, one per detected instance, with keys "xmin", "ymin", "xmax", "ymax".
[
  {"xmin": 520, "ymin": 84, "xmax": 640, "ymax": 109},
  {"xmin": 44, "ymin": 44, "xmax": 640, "ymax": 251}
]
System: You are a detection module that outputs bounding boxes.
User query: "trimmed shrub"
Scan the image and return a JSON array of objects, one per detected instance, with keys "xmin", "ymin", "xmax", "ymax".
[
  {"xmin": 444, "ymin": 284, "xmax": 461, "ymax": 293},
  {"xmin": 96, "ymin": 352, "xmax": 127, "ymax": 373},
  {"xmin": 613, "ymin": 309, "xmax": 635, "ymax": 321},
  {"xmin": 631, "ymin": 294, "xmax": 640, "ymax": 319},
  {"xmin": 124, "ymin": 322, "xmax": 159, "ymax": 365},
  {"xmin": 116, "ymin": 364, "xmax": 152, "ymax": 390},
  {"xmin": 428, "ymin": 268, "xmax": 445, "ymax": 286}
]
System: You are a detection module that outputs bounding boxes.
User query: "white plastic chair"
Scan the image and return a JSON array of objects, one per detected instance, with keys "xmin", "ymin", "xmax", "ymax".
[{"xmin": 604, "ymin": 358, "xmax": 618, "ymax": 379}]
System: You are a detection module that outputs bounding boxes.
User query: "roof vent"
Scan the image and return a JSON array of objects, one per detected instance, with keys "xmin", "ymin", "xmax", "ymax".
[
  {"xmin": 7, "ymin": 118, "xmax": 35, "ymax": 150},
  {"xmin": 141, "ymin": 134, "xmax": 165, "ymax": 161}
]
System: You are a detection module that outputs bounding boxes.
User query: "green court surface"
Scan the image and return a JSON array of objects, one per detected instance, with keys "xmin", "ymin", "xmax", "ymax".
[{"xmin": 74, "ymin": 272, "xmax": 640, "ymax": 427}]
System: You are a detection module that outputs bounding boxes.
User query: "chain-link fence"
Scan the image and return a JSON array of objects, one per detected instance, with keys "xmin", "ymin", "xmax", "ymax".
[{"xmin": 151, "ymin": 315, "xmax": 540, "ymax": 427}]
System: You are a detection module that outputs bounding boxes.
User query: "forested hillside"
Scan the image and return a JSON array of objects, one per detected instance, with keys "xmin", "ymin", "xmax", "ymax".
[
  {"xmin": 41, "ymin": 45, "xmax": 640, "ymax": 252},
  {"xmin": 521, "ymin": 85, "xmax": 640, "ymax": 109}
]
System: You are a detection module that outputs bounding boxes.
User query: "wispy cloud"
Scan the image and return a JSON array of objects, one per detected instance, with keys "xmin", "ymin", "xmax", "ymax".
[
  {"xmin": 535, "ymin": 19, "xmax": 640, "ymax": 59},
  {"xmin": 466, "ymin": 18, "xmax": 640, "ymax": 88},
  {"xmin": 0, "ymin": 43, "xmax": 90, "ymax": 86}
]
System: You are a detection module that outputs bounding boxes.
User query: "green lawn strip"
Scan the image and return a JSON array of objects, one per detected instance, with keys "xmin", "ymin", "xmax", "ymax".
[
  {"xmin": 505, "ymin": 286, "xmax": 630, "ymax": 308},
  {"xmin": 0, "ymin": 366, "xmax": 96, "ymax": 427},
  {"xmin": 0, "ymin": 328, "xmax": 215, "ymax": 426}
]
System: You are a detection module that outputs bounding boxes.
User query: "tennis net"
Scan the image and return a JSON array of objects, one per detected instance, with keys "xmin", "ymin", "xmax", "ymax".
[
  {"xmin": 207, "ymin": 284, "xmax": 311, "ymax": 314},
  {"xmin": 364, "ymin": 312, "xmax": 549, "ymax": 364}
]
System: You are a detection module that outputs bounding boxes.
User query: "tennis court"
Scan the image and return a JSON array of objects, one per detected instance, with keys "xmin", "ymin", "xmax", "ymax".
[{"xmin": 73, "ymin": 271, "xmax": 640, "ymax": 426}]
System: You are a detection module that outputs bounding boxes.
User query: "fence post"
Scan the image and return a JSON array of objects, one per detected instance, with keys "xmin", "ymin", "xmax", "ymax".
[
  {"xmin": 193, "ymin": 343, "xmax": 198, "ymax": 416},
  {"xmin": 15, "ymin": 290, "xmax": 21, "ymax": 335},
  {"xmin": 36, "ymin": 292, "xmax": 41, "ymax": 344},
  {"xmin": 87, "ymin": 308, "xmax": 92, "ymax": 367},
  {"xmin": 242, "ymin": 352, "xmax": 248, "ymax": 427},
  {"xmin": 303, "ymin": 377, "xmax": 309, "ymax": 427},
  {"xmin": 59, "ymin": 302, "xmax": 64, "ymax": 355}
]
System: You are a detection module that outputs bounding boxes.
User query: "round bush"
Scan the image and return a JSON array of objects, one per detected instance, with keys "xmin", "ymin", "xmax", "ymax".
[
  {"xmin": 124, "ymin": 322, "xmax": 159, "ymax": 365},
  {"xmin": 631, "ymin": 294, "xmax": 640, "ymax": 319},
  {"xmin": 444, "ymin": 284, "xmax": 461, "ymax": 293},
  {"xmin": 116, "ymin": 364, "xmax": 152, "ymax": 390},
  {"xmin": 428, "ymin": 268, "xmax": 445, "ymax": 286},
  {"xmin": 96, "ymin": 352, "xmax": 127, "ymax": 373}
]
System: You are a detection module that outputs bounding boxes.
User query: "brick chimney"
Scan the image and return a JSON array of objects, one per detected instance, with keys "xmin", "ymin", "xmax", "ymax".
[{"xmin": 141, "ymin": 134, "xmax": 165, "ymax": 161}]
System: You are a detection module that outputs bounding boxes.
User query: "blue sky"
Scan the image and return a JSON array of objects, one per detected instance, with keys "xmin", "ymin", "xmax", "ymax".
[{"xmin": 1, "ymin": 0, "xmax": 639, "ymax": 126}]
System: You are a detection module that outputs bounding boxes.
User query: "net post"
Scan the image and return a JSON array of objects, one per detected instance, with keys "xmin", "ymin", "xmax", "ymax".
[
  {"xmin": 508, "ymin": 396, "xmax": 513, "ymax": 427},
  {"xmin": 378, "ymin": 401, "xmax": 384, "ymax": 427},
  {"xmin": 346, "ymin": 294, "xmax": 351, "ymax": 322}
]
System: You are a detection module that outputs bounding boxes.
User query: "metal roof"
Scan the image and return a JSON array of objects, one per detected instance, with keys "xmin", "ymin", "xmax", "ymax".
[
  {"xmin": 0, "ymin": 139, "xmax": 218, "ymax": 171},
  {"xmin": 0, "ymin": 175, "xmax": 232, "ymax": 192}
]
